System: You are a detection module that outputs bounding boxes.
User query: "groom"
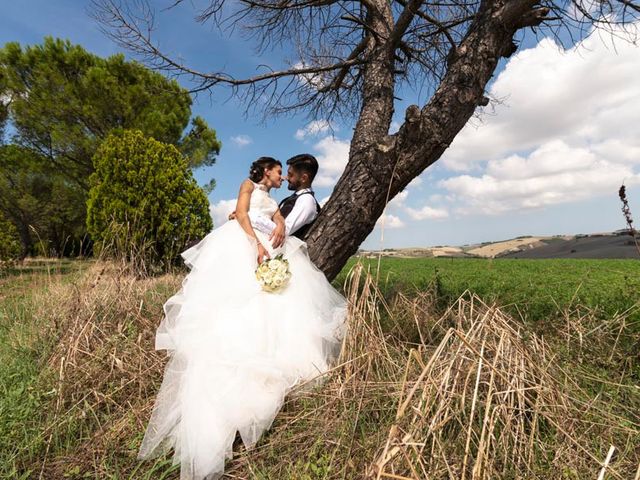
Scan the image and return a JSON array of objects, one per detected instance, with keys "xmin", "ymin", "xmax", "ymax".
[{"xmin": 277, "ymin": 153, "xmax": 321, "ymax": 239}]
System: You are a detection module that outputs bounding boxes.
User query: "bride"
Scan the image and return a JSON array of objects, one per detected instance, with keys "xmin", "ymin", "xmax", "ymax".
[{"xmin": 138, "ymin": 157, "xmax": 348, "ymax": 479}]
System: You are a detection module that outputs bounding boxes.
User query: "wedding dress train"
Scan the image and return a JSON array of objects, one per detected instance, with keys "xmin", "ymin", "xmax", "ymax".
[{"xmin": 138, "ymin": 182, "xmax": 347, "ymax": 479}]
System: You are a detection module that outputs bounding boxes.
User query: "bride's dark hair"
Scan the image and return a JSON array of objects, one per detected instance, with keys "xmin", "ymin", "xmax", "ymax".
[{"xmin": 249, "ymin": 157, "xmax": 282, "ymax": 182}]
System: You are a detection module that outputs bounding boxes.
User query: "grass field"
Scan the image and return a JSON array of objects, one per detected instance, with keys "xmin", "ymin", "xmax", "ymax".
[
  {"xmin": 336, "ymin": 257, "xmax": 640, "ymax": 326},
  {"xmin": 0, "ymin": 257, "xmax": 638, "ymax": 479}
]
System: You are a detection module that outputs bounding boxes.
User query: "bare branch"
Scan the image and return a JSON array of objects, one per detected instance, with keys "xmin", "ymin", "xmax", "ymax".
[
  {"xmin": 617, "ymin": 0, "xmax": 640, "ymax": 12},
  {"xmin": 390, "ymin": 0, "xmax": 426, "ymax": 46},
  {"xmin": 92, "ymin": 0, "xmax": 639, "ymax": 121},
  {"xmin": 92, "ymin": 0, "xmax": 364, "ymax": 88}
]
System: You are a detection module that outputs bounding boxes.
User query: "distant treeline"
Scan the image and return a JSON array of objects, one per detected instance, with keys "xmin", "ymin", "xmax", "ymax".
[{"xmin": 0, "ymin": 38, "xmax": 219, "ymax": 270}]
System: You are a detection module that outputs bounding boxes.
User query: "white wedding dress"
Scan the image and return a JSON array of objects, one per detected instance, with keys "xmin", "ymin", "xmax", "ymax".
[{"xmin": 138, "ymin": 182, "xmax": 348, "ymax": 479}]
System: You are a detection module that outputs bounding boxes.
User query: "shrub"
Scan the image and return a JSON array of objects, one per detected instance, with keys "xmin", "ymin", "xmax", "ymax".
[
  {"xmin": 0, "ymin": 213, "xmax": 21, "ymax": 262},
  {"xmin": 87, "ymin": 130, "xmax": 212, "ymax": 272}
]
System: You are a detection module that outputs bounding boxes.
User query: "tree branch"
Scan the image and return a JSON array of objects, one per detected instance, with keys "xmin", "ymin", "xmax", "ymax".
[
  {"xmin": 390, "ymin": 0, "xmax": 426, "ymax": 46},
  {"xmin": 92, "ymin": 0, "xmax": 364, "ymax": 92}
]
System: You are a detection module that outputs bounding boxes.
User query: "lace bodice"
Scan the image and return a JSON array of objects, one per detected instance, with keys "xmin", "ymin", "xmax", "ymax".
[{"xmin": 249, "ymin": 181, "xmax": 278, "ymax": 219}]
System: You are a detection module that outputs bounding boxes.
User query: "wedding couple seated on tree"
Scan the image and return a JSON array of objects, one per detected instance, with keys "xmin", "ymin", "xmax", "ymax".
[{"xmin": 138, "ymin": 155, "xmax": 347, "ymax": 479}]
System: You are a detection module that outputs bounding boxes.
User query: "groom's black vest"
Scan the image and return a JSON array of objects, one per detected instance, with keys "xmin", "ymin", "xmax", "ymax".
[{"xmin": 278, "ymin": 191, "xmax": 321, "ymax": 239}]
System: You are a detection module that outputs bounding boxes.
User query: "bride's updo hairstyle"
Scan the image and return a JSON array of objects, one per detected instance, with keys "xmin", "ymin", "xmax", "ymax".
[{"xmin": 249, "ymin": 157, "xmax": 282, "ymax": 182}]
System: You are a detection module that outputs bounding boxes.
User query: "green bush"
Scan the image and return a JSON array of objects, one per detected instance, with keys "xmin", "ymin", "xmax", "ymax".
[
  {"xmin": 0, "ymin": 213, "xmax": 21, "ymax": 262},
  {"xmin": 87, "ymin": 130, "xmax": 212, "ymax": 272}
]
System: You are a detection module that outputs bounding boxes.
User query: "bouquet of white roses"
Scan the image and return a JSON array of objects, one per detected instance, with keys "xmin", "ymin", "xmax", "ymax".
[{"xmin": 255, "ymin": 254, "xmax": 292, "ymax": 292}]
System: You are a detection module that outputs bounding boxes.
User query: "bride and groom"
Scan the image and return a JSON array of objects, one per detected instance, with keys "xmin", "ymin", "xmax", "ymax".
[
  {"xmin": 228, "ymin": 153, "xmax": 322, "ymax": 254},
  {"xmin": 138, "ymin": 154, "xmax": 347, "ymax": 479}
]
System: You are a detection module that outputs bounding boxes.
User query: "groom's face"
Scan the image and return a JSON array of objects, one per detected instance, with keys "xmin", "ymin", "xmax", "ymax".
[{"xmin": 286, "ymin": 167, "xmax": 303, "ymax": 191}]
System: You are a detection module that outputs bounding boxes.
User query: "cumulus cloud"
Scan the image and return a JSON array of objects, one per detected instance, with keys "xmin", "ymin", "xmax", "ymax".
[
  {"xmin": 312, "ymin": 136, "xmax": 350, "ymax": 188},
  {"xmin": 442, "ymin": 29, "xmax": 640, "ymax": 172},
  {"xmin": 292, "ymin": 61, "xmax": 330, "ymax": 90},
  {"xmin": 209, "ymin": 199, "xmax": 237, "ymax": 227},
  {"xmin": 405, "ymin": 206, "xmax": 449, "ymax": 220},
  {"xmin": 295, "ymin": 120, "xmax": 335, "ymax": 140},
  {"xmin": 436, "ymin": 24, "xmax": 640, "ymax": 215},
  {"xmin": 440, "ymin": 141, "xmax": 639, "ymax": 215},
  {"xmin": 376, "ymin": 214, "xmax": 405, "ymax": 229},
  {"xmin": 389, "ymin": 190, "xmax": 409, "ymax": 207},
  {"xmin": 408, "ymin": 176, "xmax": 423, "ymax": 188},
  {"xmin": 230, "ymin": 135, "xmax": 252, "ymax": 147}
]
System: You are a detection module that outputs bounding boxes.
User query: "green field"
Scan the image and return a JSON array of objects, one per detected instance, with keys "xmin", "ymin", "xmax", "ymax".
[{"xmin": 336, "ymin": 257, "xmax": 640, "ymax": 325}]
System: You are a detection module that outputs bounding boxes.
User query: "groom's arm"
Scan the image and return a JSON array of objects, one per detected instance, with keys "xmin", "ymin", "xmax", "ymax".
[
  {"xmin": 251, "ymin": 214, "xmax": 277, "ymax": 235},
  {"xmin": 285, "ymin": 195, "xmax": 318, "ymax": 235}
]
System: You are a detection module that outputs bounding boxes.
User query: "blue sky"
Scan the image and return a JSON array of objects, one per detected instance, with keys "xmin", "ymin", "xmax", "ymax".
[{"xmin": 2, "ymin": 1, "xmax": 639, "ymax": 249}]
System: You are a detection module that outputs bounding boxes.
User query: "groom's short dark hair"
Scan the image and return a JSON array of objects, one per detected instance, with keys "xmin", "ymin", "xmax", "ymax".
[{"xmin": 287, "ymin": 154, "xmax": 319, "ymax": 182}]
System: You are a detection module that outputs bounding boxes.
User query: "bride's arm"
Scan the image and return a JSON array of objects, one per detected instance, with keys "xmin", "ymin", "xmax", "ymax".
[
  {"xmin": 235, "ymin": 180, "xmax": 270, "ymax": 263},
  {"xmin": 270, "ymin": 210, "xmax": 286, "ymax": 248}
]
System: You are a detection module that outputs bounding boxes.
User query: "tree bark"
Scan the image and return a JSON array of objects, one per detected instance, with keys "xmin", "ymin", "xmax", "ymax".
[{"xmin": 306, "ymin": 0, "xmax": 546, "ymax": 281}]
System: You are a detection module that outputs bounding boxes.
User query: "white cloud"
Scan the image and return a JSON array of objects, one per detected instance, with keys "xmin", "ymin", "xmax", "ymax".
[
  {"xmin": 435, "ymin": 23, "xmax": 640, "ymax": 215},
  {"xmin": 312, "ymin": 136, "xmax": 350, "ymax": 187},
  {"xmin": 405, "ymin": 206, "xmax": 449, "ymax": 220},
  {"xmin": 386, "ymin": 189, "xmax": 449, "ymax": 221},
  {"xmin": 293, "ymin": 61, "xmax": 330, "ymax": 90},
  {"xmin": 230, "ymin": 135, "xmax": 253, "ymax": 147},
  {"xmin": 408, "ymin": 176, "xmax": 423, "ymax": 188},
  {"xmin": 209, "ymin": 199, "xmax": 237, "ymax": 227},
  {"xmin": 442, "ymin": 28, "xmax": 640, "ymax": 172},
  {"xmin": 389, "ymin": 190, "xmax": 409, "ymax": 207},
  {"xmin": 295, "ymin": 120, "xmax": 335, "ymax": 140},
  {"xmin": 440, "ymin": 141, "xmax": 639, "ymax": 215},
  {"xmin": 376, "ymin": 214, "xmax": 405, "ymax": 229}
]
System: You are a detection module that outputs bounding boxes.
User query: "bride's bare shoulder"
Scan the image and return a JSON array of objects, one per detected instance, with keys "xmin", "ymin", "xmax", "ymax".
[{"xmin": 239, "ymin": 179, "xmax": 255, "ymax": 194}]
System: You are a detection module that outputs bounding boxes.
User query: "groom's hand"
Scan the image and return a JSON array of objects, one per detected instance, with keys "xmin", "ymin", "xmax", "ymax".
[{"xmin": 270, "ymin": 223, "xmax": 285, "ymax": 249}]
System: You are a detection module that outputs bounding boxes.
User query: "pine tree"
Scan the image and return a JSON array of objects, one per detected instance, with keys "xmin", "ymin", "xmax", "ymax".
[{"xmin": 87, "ymin": 130, "xmax": 212, "ymax": 272}]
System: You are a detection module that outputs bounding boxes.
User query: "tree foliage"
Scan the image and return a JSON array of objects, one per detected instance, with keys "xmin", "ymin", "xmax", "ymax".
[
  {"xmin": 0, "ymin": 71, "xmax": 8, "ymax": 142},
  {"xmin": 0, "ymin": 144, "xmax": 87, "ymax": 257},
  {"xmin": 0, "ymin": 37, "xmax": 221, "ymax": 188},
  {"xmin": 0, "ymin": 38, "xmax": 221, "ymax": 260},
  {"xmin": 87, "ymin": 130, "xmax": 213, "ymax": 271},
  {"xmin": 0, "ymin": 211, "xmax": 21, "ymax": 262}
]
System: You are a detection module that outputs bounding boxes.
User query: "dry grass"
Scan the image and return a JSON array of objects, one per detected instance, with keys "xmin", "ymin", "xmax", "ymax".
[
  {"xmin": 32, "ymin": 261, "xmax": 182, "ymax": 478},
  {"xmin": 369, "ymin": 296, "xmax": 639, "ymax": 479},
  {"xmin": 11, "ymin": 260, "xmax": 638, "ymax": 479},
  {"xmin": 225, "ymin": 263, "xmax": 639, "ymax": 479}
]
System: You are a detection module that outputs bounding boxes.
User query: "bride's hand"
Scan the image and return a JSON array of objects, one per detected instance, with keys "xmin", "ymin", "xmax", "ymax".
[
  {"xmin": 270, "ymin": 223, "xmax": 285, "ymax": 249},
  {"xmin": 257, "ymin": 242, "xmax": 270, "ymax": 264}
]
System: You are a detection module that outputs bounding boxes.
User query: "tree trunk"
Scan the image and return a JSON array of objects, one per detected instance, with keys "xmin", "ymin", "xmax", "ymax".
[
  {"xmin": 15, "ymin": 219, "xmax": 34, "ymax": 258},
  {"xmin": 306, "ymin": 0, "xmax": 548, "ymax": 280}
]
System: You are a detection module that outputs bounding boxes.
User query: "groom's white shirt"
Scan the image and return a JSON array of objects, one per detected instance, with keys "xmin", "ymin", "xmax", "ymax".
[{"xmin": 250, "ymin": 188, "xmax": 318, "ymax": 236}]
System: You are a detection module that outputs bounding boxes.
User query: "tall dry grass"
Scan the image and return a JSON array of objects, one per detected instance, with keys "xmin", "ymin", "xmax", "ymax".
[
  {"xmin": 25, "ymin": 261, "xmax": 182, "ymax": 478},
  {"xmin": 226, "ymin": 264, "xmax": 639, "ymax": 479}
]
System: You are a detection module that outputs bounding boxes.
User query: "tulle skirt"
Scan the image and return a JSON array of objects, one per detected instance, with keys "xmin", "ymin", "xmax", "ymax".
[{"xmin": 138, "ymin": 220, "xmax": 348, "ymax": 479}]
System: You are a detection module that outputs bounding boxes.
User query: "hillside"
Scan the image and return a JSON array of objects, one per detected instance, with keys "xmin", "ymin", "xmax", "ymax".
[{"xmin": 362, "ymin": 231, "xmax": 640, "ymax": 259}]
